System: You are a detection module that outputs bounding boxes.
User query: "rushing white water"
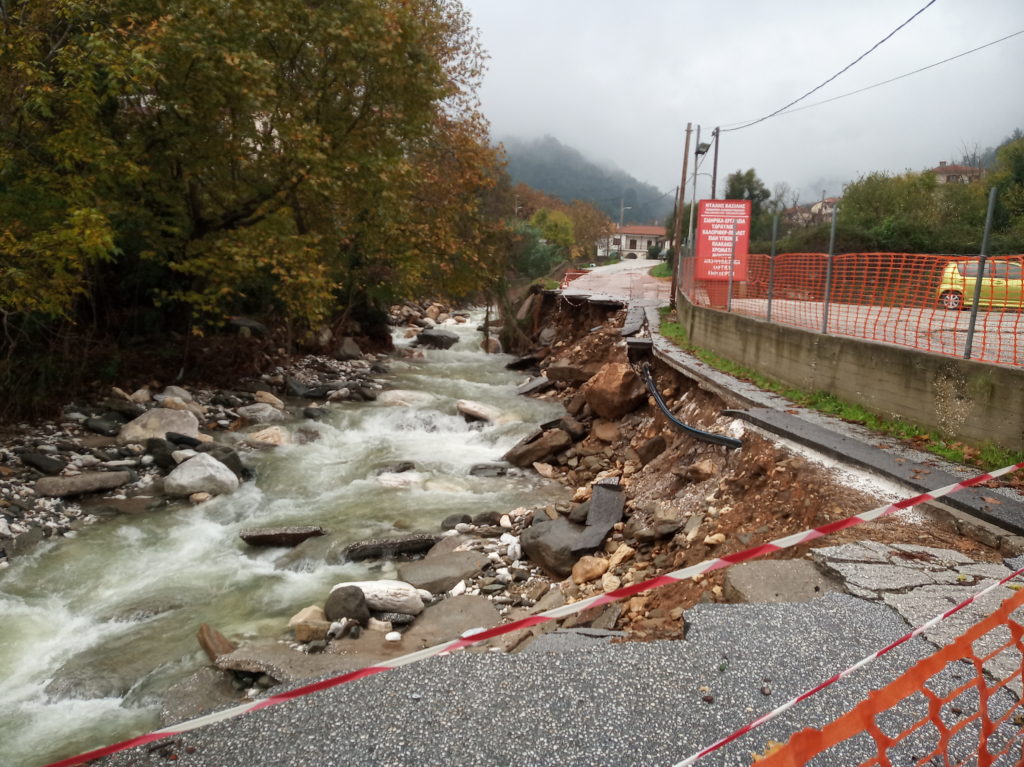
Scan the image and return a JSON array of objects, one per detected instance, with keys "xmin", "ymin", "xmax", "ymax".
[{"xmin": 0, "ymin": 315, "xmax": 567, "ymax": 767}]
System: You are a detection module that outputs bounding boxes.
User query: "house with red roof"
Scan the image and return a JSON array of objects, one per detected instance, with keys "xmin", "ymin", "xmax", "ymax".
[
  {"xmin": 927, "ymin": 161, "xmax": 983, "ymax": 184},
  {"xmin": 596, "ymin": 224, "xmax": 667, "ymax": 259}
]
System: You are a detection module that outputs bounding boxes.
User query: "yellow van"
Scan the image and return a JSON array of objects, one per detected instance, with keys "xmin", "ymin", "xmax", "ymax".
[{"xmin": 936, "ymin": 259, "xmax": 1024, "ymax": 310}]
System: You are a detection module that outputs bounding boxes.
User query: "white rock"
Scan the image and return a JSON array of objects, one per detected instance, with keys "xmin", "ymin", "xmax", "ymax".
[
  {"xmin": 499, "ymin": 533, "xmax": 518, "ymax": 546},
  {"xmin": 416, "ymin": 589, "xmax": 432, "ymax": 602},
  {"xmin": 118, "ymin": 409, "xmax": 200, "ymax": 446},
  {"xmin": 495, "ymin": 567, "xmax": 512, "ymax": 584},
  {"xmin": 454, "ymin": 523, "xmax": 474, "ymax": 534},
  {"xmin": 456, "ymin": 399, "xmax": 503, "ymax": 424},
  {"xmin": 164, "ymin": 453, "xmax": 240, "ymax": 497},
  {"xmin": 161, "ymin": 385, "xmax": 193, "ymax": 402},
  {"xmin": 0, "ymin": 518, "xmax": 11, "ymax": 537},
  {"xmin": 384, "ymin": 631, "xmax": 402, "ymax": 642},
  {"xmin": 448, "ymin": 580, "xmax": 467, "ymax": 597},
  {"xmin": 499, "ymin": 515, "xmax": 513, "ymax": 529},
  {"xmin": 507, "ymin": 542, "xmax": 522, "ymax": 561},
  {"xmin": 329, "ymin": 580, "xmax": 425, "ymax": 615},
  {"xmin": 171, "ymin": 449, "xmax": 197, "ymax": 464},
  {"xmin": 366, "ymin": 617, "xmax": 393, "ymax": 633}
]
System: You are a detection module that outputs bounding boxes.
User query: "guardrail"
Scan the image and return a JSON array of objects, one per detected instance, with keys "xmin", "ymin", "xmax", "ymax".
[{"xmin": 679, "ymin": 252, "xmax": 1024, "ymax": 366}]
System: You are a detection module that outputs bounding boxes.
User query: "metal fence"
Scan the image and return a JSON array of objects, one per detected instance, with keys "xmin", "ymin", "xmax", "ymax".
[{"xmin": 678, "ymin": 251, "xmax": 1024, "ymax": 366}]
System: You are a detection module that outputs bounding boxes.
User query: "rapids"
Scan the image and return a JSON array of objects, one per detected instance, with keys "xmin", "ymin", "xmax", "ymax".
[{"xmin": 0, "ymin": 314, "xmax": 567, "ymax": 767}]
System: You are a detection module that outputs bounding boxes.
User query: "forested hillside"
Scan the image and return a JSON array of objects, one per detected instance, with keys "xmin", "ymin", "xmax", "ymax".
[{"xmin": 503, "ymin": 136, "xmax": 673, "ymax": 226}]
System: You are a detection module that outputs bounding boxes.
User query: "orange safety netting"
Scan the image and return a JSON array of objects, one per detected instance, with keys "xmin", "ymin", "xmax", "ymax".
[
  {"xmin": 755, "ymin": 586, "xmax": 1024, "ymax": 767},
  {"xmin": 679, "ymin": 253, "xmax": 1024, "ymax": 366}
]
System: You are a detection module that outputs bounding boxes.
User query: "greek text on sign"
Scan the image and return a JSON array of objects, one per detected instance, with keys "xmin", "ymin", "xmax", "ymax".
[{"xmin": 696, "ymin": 200, "xmax": 751, "ymax": 281}]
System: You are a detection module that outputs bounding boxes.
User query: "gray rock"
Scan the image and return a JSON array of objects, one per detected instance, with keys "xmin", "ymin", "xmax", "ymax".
[
  {"xmin": 334, "ymin": 337, "xmax": 364, "ymax": 361},
  {"xmin": 397, "ymin": 551, "xmax": 490, "ymax": 593},
  {"xmin": 413, "ymin": 328, "xmax": 459, "ymax": 349},
  {"xmin": 20, "ymin": 452, "xmax": 67, "ymax": 476},
  {"xmin": 35, "ymin": 470, "xmax": 133, "ymax": 497},
  {"xmin": 303, "ymin": 407, "xmax": 329, "ymax": 421},
  {"xmin": 198, "ymin": 445, "xmax": 247, "ymax": 478},
  {"xmin": 468, "ymin": 463, "xmax": 508, "ymax": 477},
  {"xmin": 324, "ymin": 586, "xmax": 371, "ymax": 624},
  {"xmin": 441, "ymin": 513, "xmax": 471, "ymax": 530},
  {"xmin": 341, "ymin": 533, "xmax": 442, "ymax": 561},
  {"xmin": 239, "ymin": 526, "xmax": 326, "ymax": 547},
  {"xmin": 164, "ymin": 454, "xmax": 240, "ymax": 496},
  {"xmin": 84, "ymin": 417, "xmax": 122, "ymax": 437},
  {"xmin": 572, "ymin": 481, "xmax": 625, "ymax": 553},
  {"xmin": 520, "ymin": 517, "xmax": 586, "ymax": 577},
  {"xmin": 471, "ymin": 511, "xmax": 503, "ymax": 527}
]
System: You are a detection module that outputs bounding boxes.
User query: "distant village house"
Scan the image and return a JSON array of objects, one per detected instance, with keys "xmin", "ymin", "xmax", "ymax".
[
  {"xmin": 927, "ymin": 160, "xmax": 983, "ymax": 184},
  {"xmin": 597, "ymin": 224, "xmax": 667, "ymax": 259}
]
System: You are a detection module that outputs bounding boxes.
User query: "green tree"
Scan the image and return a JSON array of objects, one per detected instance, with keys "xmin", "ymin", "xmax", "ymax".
[
  {"xmin": 529, "ymin": 209, "xmax": 574, "ymax": 251},
  {"xmin": 724, "ymin": 169, "xmax": 771, "ymax": 218}
]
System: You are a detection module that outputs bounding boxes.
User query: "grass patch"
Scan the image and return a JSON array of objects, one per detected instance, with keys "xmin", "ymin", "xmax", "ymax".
[
  {"xmin": 656, "ymin": 308, "xmax": 1024, "ymax": 472},
  {"xmin": 648, "ymin": 262, "xmax": 672, "ymax": 279},
  {"xmin": 533, "ymin": 277, "xmax": 560, "ymax": 291}
]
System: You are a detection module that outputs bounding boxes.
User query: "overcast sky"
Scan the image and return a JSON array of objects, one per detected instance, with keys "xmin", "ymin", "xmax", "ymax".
[{"xmin": 461, "ymin": 0, "xmax": 1024, "ymax": 205}]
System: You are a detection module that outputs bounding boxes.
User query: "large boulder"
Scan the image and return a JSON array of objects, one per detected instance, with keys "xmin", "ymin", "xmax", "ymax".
[
  {"xmin": 413, "ymin": 328, "xmax": 459, "ymax": 350},
  {"xmin": 397, "ymin": 551, "xmax": 490, "ymax": 594},
  {"xmin": 580, "ymin": 362, "xmax": 647, "ymax": 420},
  {"xmin": 503, "ymin": 428, "xmax": 572, "ymax": 468},
  {"xmin": 164, "ymin": 453, "xmax": 240, "ymax": 496},
  {"xmin": 520, "ymin": 517, "xmax": 586, "ymax": 578},
  {"xmin": 118, "ymin": 408, "xmax": 200, "ymax": 446},
  {"xmin": 324, "ymin": 586, "xmax": 371, "ymax": 624},
  {"xmin": 329, "ymin": 579, "xmax": 425, "ymax": 615},
  {"xmin": 456, "ymin": 399, "xmax": 503, "ymax": 424}
]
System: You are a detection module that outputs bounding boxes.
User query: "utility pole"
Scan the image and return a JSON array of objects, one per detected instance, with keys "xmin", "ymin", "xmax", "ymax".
[
  {"xmin": 670, "ymin": 122, "xmax": 692, "ymax": 304},
  {"xmin": 686, "ymin": 124, "xmax": 702, "ymax": 253},
  {"xmin": 711, "ymin": 127, "xmax": 720, "ymax": 200}
]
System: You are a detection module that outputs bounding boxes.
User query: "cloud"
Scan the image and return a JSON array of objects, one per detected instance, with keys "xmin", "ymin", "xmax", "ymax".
[{"xmin": 463, "ymin": 0, "xmax": 1024, "ymax": 201}]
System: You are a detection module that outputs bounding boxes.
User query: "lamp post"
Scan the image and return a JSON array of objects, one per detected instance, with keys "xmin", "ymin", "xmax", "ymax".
[
  {"xmin": 617, "ymin": 199, "xmax": 631, "ymax": 258},
  {"xmin": 684, "ymin": 132, "xmax": 711, "ymax": 254}
]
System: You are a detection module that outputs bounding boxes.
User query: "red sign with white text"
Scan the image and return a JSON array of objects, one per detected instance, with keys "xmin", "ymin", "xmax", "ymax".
[{"xmin": 695, "ymin": 200, "xmax": 751, "ymax": 280}]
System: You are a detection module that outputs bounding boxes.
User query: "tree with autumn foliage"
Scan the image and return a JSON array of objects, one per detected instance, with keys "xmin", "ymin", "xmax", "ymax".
[
  {"xmin": 510, "ymin": 183, "xmax": 611, "ymax": 261},
  {"xmin": 0, "ymin": 0, "xmax": 506, "ymax": 413}
]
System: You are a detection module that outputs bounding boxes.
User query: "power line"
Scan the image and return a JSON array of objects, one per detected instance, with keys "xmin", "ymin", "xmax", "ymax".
[
  {"xmin": 718, "ymin": 28, "xmax": 1024, "ymax": 128},
  {"xmin": 720, "ymin": 0, "xmax": 937, "ymax": 134}
]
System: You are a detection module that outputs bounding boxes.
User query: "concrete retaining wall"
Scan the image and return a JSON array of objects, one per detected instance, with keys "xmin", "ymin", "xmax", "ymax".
[{"xmin": 675, "ymin": 296, "xmax": 1024, "ymax": 452}]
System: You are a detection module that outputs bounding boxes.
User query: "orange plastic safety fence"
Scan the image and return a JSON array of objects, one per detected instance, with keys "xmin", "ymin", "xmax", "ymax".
[
  {"xmin": 680, "ymin": 253, "xmax": 1024, "ymax": 366},
  {"xmin": 756, "ymin": 586, "xmax": 1024, "ymax": 767}
]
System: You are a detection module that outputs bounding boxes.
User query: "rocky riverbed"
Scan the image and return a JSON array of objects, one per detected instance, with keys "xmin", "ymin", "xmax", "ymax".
[{"xmin": 3, "ymin": 296, "xmax": 1013, "ymax": 766}]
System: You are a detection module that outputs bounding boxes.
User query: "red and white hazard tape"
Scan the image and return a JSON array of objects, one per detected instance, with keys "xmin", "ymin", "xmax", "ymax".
[
  {"xmin": 674, "ymin": 564, "xmax": 1024, "ymax": 766},
  {"xmin": 46, "ymin": 460, "xmax": 1024, "ymax": 767}
]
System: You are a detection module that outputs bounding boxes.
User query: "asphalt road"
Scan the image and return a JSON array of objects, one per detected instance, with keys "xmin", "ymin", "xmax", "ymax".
[{"xmin": 97, "ymin": 593, "xmax": 1011, "ymax": 767}]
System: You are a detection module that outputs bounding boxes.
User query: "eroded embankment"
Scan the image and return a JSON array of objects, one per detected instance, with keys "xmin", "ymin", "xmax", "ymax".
[{"xmin": 500, "ymin": 295, "xmax": 1002, "ymax": 641}]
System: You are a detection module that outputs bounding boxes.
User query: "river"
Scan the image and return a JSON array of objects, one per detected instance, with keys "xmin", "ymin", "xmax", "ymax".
[{"xmin": 0, "ymin": 314, "xmax": 567, "ymax": 767}]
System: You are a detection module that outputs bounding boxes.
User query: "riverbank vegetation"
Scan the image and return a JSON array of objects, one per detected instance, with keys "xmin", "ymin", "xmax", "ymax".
[{"xmin": 0, "ymin": 0, "xmax": 607, "ymax": 420}]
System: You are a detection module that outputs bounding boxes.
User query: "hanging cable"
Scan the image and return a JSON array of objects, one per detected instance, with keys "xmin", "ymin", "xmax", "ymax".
[
  {"xmin": 717, "ymin": 28, "xmax": 1024, "ymax": 129},
  {"xmin": 720, "ymin": 0, "xmax": 938, "ymax": 134}
]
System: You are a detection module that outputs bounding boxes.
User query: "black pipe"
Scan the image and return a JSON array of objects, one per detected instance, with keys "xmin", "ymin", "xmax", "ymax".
[{"xmin": 640, "ymin": 362, "xmax": 742, "ymax": 449}]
